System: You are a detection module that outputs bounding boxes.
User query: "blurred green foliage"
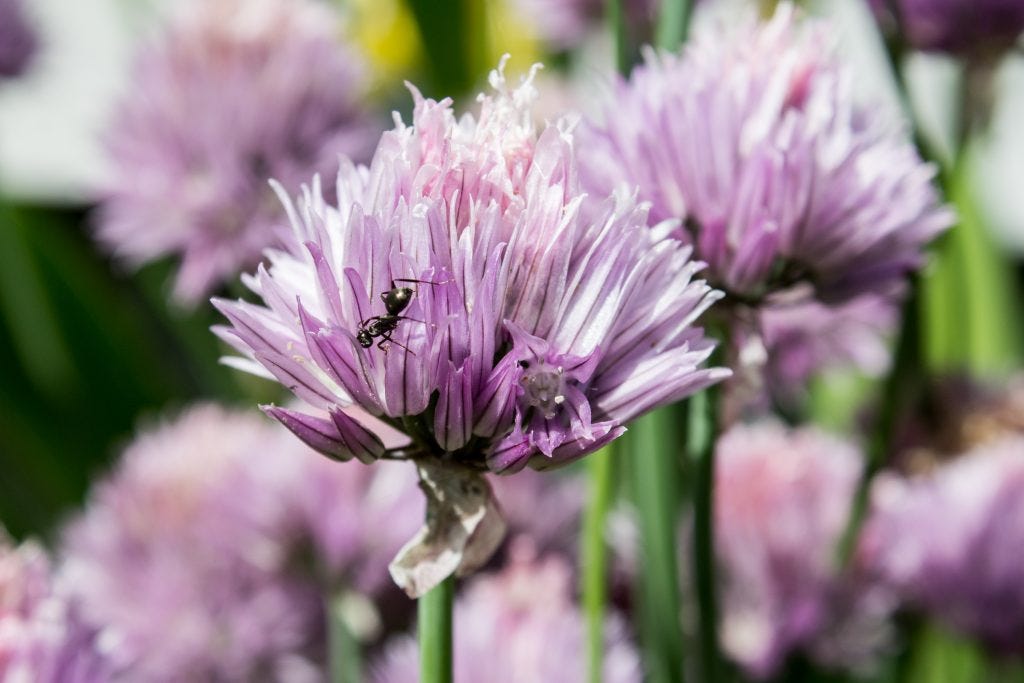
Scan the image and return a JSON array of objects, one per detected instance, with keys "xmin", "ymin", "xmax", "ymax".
[{"xmin": 0, "ymin": 202, "xmax": 247, "ymax": 539}]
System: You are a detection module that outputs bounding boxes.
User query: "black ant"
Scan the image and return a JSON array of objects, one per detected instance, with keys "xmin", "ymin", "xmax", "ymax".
[{"xmin": 356, "ymin": 278, "xmax": 445, "ymax": 354}]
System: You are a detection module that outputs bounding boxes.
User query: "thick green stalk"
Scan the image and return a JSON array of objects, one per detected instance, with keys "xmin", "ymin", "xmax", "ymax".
[
  {"xmin": 922, "ymin": 152, "xmax": 1023, "ymax": 375},
  {"xmin": 655, "ymin": 0, "xmax": 693, "ymax": 52},
  {"xmin": 327, "ymin": 591, "xmax": 363, "ymax": 683},
  {"xmin": 688, "ymin": 389, "xmax": 720, "ymax": 683},
  {"xmin": 582, "ymin": 445, "xmax": 616, "ymax": 683},
  {"xmin": 419, "ymin": 576, "xmax": 454, "ymax": 683},
  {"xmin": 628, "ymin": 407, "xmax": 685, "ymax": 683}
]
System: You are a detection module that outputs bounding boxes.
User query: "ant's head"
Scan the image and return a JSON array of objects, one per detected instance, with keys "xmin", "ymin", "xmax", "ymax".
[
  {"xmin": 381, "ymin": 286, "xmax": 415, "ymax": 316},
  {"xmin": 356, "ymin": 329, "xmax": 374, "ymax": 348}
]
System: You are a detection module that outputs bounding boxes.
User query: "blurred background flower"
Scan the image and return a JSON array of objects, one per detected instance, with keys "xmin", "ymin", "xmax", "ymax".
[
  {"xmin": 95, "ymin": 0, "xmax": 379, "ymax": 304},
  {"xmin": 868, "ymin": 0, "xmax": 1024, "ymax": 59},
  {"xmin": 370, "ymin": 539, "xmax": 641, "ymax": 682},
  {"xmin": 0, "ymin": 0, "xmax": 37, "ymax": 80},
  {"xmin": 714, "ymin": 421, "xmax": 894, "ymax": 678},
  {"xmin": 864, "ymin": 436, "xmax": 1024, "ymax": 655},
  {"xmin": 59, "ymin": 404, "xmax": 422, "ymax": 681},
  {"xmin": 578, "ymin": 6, "xmax": 950, "ymax": 305},
  {"xmin": 0, "ymin": 531, "xmax": 111, "ymax": 683}
]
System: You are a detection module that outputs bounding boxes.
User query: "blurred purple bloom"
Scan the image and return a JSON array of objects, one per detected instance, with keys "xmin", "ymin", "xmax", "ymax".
[
  {"xmin": 214, "ymin": 59, "xmax": 726, "ymax": 475},
  {"xmin": 490, "ymin": 469, "xmax": 585, "ymax": 557},
  {"xmin": 97, "ymin": 0, "xmax": 377, "ymax": 305},
  {"xmin": 863, "ymin": 437, "xmax": 1024, "ymax": 655},
  {"xmin": 760, "ymin": 293, "xmax": 898, "ymax": 402},
  {"xmin": 0, "ymin": 532, "xmax": 111, "ymax": 683},
  {"xmin": 0, "ymin": 0, "xmax": 36, "ymax": 79},
  {"xmin": 60, "ymin": 404, "xmax": 422, "ymax": 681},
  {"xmin": 578, "ymin": 6, "xmax": 951, "ymax": 305},
  {"xmin": 715, "ymin": 422, "xmax": 893, "ymax": 678},
  {"xmin": 869, "ymin": 0, "xmax": 1024, "ymax": 57},
  {"xmin": 370, "ymin": 540, "xmax": 641, "ymax": 682}
]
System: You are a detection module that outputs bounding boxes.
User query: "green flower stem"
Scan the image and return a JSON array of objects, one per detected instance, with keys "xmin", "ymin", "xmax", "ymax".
[
  {"xmin": 838, "ymin": 278, "xmax": 921, "ymax": 565},
  {"xmin": 607, "ymin": 0, "xmax": 632, "ymax": 75},
  {"xmin": 419, "ymin": 575, "xmax": 454, "ymax": 683},
  {"xmin": 688, "ymin": 389, "xmax": 720, "ymax": 683},
  {"xmin": 655, "ymin": 0, "xmax": 693, "ymax": 52},
  {"xmin": 628, "ymin": 407, "xmax": 685, "ymax": 683},
  {"xmin": 327, "ymin": 590, "xmax": 363, "ymax": 683},
  {"xmin": 582, "ymin": 445, "xmax": 616, "ymax": 683}
]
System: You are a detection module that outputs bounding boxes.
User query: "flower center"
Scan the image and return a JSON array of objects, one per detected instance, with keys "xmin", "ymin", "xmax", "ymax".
[{"xmin": 520, "ymin": 361, "xmax": 566, "ymax": 420}]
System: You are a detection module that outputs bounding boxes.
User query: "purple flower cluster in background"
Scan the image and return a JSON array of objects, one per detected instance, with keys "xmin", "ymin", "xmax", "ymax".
[
  {"xmin": 0, "ymin": 0, "xmax": 37, "ymax": 79},
  {"xmin": 714, "ymin": 422, "xmax": 893, "ymax": 678},
  {"xmin": 215, "ymin": 59, "xmax": 727, "ymax": 475},
  {"xmin": 0, "ymin": 532, "xmax": 111, "ymax": 683},
  {"xmin": 96, "ymin": 0, "xmax": 377, "ymax": 304},
  {"xmin": 370, "ymin": 540, "xmax": 640, "ymax": 682},
  {"xmin": 869, "ymin": 0, "xmax": 1024, "ymax": 58},
  {"xmin": 578, "ymin": 6, "xmax": 950, "ymax": 305},
  {"xmin": 864, "ymin": 437, "xmax": 1024, "ymax": 655},
  {"xmin": 59, "ymin": 405, "xmax": 423, "ymax": 681}
]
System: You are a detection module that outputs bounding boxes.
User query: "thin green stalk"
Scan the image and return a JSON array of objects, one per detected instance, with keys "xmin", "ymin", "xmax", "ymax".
[
  {"xmin": 688, "ymin": 389, "xmax": 720, "ymax": 683},
  {"xmin": 327, "ymin": 590, "xmax": 363, "ymax": 683},
  {"xmin": 628, "ymin": 407, "xmax": 685, "ymax": 683},
  {"xmin": 655, "ymin": 0, "xmax": 693, "ymax": 52},
  {"xmin": 606, "ymin": 0, "xmax": 631, "ymax": 75},
  {"xmin": 419, "ymin": 576, "xmax": 454, "ymax": 683},
  {"xmin": 582, "ymin": 445, "xmax": 616, "ymax": 683},
  {"xmin": 837, "ymin": 278, "xmax": 921, "ymax": 565}
]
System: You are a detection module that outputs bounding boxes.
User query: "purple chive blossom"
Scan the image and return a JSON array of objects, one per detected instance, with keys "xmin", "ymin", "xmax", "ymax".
[
  {"xmin": 0, "ymin": 531, "xmax": 112, "ymax": 683},
  {"xmin": 869, "ymin": 0, "xmax": 1024, "ymax": 58},
  {"xmin": 715, "ymin": 422, "xmax": 894, "ymax": 678},
  {"xmin": 213, "ymin": 58, "xmax": 726, "ymax": 476},
  {"xmin": 0, "ymin": 0, "xmax": 36, "ymax": 79},
  {"xmin": 863, "ymin": 437, "xmax": 1024, "ymax": 655},
  {"xmin": 59, "ymin": 404, "xmax": 423, "ymax": 681},
  {"xmin": 96, "ymin": 0, "xmax": 377, "ymax": 305},
  {"xmin": 577, "ymin": 5, "xmax": 951, "ymax": 306},
  {"xmin": 370, "ymin": 540, "xmax": 641, "ymax": 683}
]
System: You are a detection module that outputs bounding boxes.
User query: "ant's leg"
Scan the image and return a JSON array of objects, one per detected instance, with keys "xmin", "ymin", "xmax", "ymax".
[
  {"xmin": 377, "ymin": 331, "xmax": 415, "ymax": 356},
  {"xmin": 392, "ymin": 315, "xmax": 430, "ymax": 326},
  {"xmin": 391, "ymin": 278, "xmax": 453, "ymax": 288},
  {"xmin": 359, "ymin": 315, "xmax": 385, "ymax": 327}
]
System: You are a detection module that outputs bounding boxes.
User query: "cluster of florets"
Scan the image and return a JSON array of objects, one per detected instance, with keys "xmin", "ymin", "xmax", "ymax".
[{"xmin": 215, "ymin": 58, "xmax": 726, "ymax": 476}]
